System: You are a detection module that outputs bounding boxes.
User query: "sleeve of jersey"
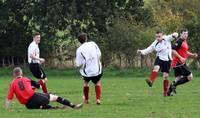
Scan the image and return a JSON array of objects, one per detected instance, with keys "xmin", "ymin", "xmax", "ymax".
[
  {"xmin": 28, "ymin": 44, "xmax": 35, "ymax": 55},
  {"xmin": 7, "ymin": 81, "xmax": 14, "ymax": 100},
  {"xmin": 95, "ymin": 43, "xmax": 101, "ymax": 57},
  {"xmin": 164, "ymin": 35, "xmax": 174, "ymax": 42},
  {"xmin": 141, "ymin": 41, "xmax": 155, "ymax": 55},
  {"xmin": 75, "ymin": 50, "xmax": 84, "ymax": 67},
  {"xmin": 172, "ymin": 39, "xmax": 182, "ymax": 51}
]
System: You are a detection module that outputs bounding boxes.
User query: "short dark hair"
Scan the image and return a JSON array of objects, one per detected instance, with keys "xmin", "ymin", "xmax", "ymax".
[
  {"xmin": 78, "ymin": 32, "xmax": 87, "ymax": 44},
  {"xmin": 156, "ymin": 31, "xmax": 163, "ymax": 34},
  {"xmin": 181, "ymin": 28, "xmax": 188, "ymax": 33},
  {"xmin": 32, "ymin": 32, "xmax": 40, "ymax": 37}
]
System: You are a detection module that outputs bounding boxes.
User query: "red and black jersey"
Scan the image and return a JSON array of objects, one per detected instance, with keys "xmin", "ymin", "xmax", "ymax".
[
  {"xmin": 7, "ymin": 77, "xmax": 35, "ymax": 104},
  {"xmin": 171, "ymin": 38, "xmax": 189, "ymax": 67}
]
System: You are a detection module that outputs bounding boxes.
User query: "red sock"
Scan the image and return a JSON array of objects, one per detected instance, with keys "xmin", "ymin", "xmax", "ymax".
[
  {"xmin": 37, "ymin": 80, "xmax": 48, "ymax": 93},
  {"xmin": 95, "ymin": 85, "xmax": 101, "ymax": 100},
  {"xmin": 83, "ymin": 86, "xmax": 89, "ymax": 101},
  {"xmin": 163, "ymin": 79, "xmax": 169, "ymax": 96},
  {"xmin": 149, "ymin": 71, "xmax": 158, "ymax": 83}
]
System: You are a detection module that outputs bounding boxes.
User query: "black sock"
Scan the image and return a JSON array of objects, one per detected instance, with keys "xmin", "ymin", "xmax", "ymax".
[
  {"xmin": 56, "ymin": 97, "xmax": 75, "ymax": 108},
  {"xmin": 174, "ymin": 76, "xmax": 189, "ymax": 87}
]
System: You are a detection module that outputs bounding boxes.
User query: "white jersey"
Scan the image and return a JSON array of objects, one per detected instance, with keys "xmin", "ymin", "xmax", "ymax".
[
  {"xmin": 140, "ymin": 35, "xmax": 175, "ymax": 61},
  {"xmin": 75, "ymin": 41, "xmax": 102, "ymax": 77},
  {"xmin": 28, "ymin": 41, "xmax": 40, "ymax": 63}
]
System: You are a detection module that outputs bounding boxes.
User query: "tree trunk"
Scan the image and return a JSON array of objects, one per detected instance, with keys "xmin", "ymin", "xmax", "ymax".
[
  {"xmin": 8, "ymin": 58, "xmax": 11, "ymax": 67},
  {"xmin": 2, "ymin": 57, "xmax": 5, "ymax": 67},
  {"xmin": 140, "ymin": 55, "xmax": 144, "ymax": 68},
  {"xmin": 11, "ymin": 57, "xmax": 14, "ymax": 67},
  {"xmin": 119, "ymin": 53, "xmax": 122, "ymax": 68},
  {"xmin": 17, "ymin": 57, "xmax": 19, "ymax": 66},
  {"xmin": 23, "ymin": 58, "xmax": 26, "ymax": 67}
]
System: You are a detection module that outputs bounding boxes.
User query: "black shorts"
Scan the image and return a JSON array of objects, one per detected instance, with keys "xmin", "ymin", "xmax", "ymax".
[
  {"xmin": 154, "ymin": 57, "xmax": 171, "ymax": 73},
  {"xmin": 29, "ymin": 63, "xmax": 46, "ymax": 79},
  {"xmin": 25, "ymin": 93, "xmax": 50, "ymax": 109},
  {"xmin": 83, "ymin": 73, "xmax": 103, "ymax": 84},
  {"xmin": 173, "ymin": 63, "xmax": 191, "ymax": 77}
]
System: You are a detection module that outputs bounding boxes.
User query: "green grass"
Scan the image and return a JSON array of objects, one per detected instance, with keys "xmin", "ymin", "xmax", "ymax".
[{"xmin": 0, "ymin": 68, "xmax": 200, "ymax": 118}]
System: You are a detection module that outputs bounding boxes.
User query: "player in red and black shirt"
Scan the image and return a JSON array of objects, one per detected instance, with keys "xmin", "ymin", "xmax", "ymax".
[
  {"xmin": 5, "ymin": 67, "xmax": 82, "ymax": 110},
  {"xmin": 167, "ymin": 29, "xmax": 198, "ymax": 96}
]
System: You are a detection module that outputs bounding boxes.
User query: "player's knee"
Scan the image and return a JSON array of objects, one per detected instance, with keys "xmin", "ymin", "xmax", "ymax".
[
  {"xmin": 163, "ymin": 75, "xmax": 169, "ymax": 80},
  {"xmin": 95, "ymin": 81, "xmax": 101, "ymax": 86},
  {"xmin": 42, "ymin": 78, "xmax": 48, "ymax": 83},
  {"xmin": 84, "ymin": 81, "xmax": 89, "ymax": 87},
  {"xmin": 50, "ymin": 94, "xmax": 58, "ymax": 102},
  {"xmin": 187, "ymin": 73, "xmax": 193, "ymax": 81},
  {"xmin": 44, "ymin": 78, "xmax": 48, "ymax": 82},
  {"xmin": 153, "ymin": 66, "xmax": 160, "ymax": 72},
  {"xmin": 163, "ymin": 72, "xmax": 169, "ymax": 79}
]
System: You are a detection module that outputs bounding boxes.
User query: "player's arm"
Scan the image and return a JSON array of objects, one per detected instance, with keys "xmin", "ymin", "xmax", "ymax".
[
  {"xmin": 28, "ymin": 46, "xmax": 45, "ymax": 63},
  {"xmin": 30, "ymin": 53, "xmax": 45, "ymax": 63},
  {"xmin": 75, "ymin": 50, "xmax": 84, "ymax": 68},
  {"xmin": 5, "ymin": 99, "xmax": 12, "ymax": 110},
  {"xmin": 137, "ymin": 41, "xmax": 155, "ymax": 55},
  {"xmin": 5, "ymin": 82, "xmax": 14, "ymax": 110},
  {"xmin": 172, "ymin": 50, "xmax": 186, "ymax": 62},
  {"xmin": 94, "ymin": 43, "xmax": 101, "ymax": 59},
  {"xmin": 172, "ymin": 39, "xmax": 186, "ymax": 63},
  {"xmin": 165, "ymin": 32, "xmax": 179, "ymax": 42},
  {"xmin": 187, "ymin": 51, "xmax": 198, "ymax": 59}
]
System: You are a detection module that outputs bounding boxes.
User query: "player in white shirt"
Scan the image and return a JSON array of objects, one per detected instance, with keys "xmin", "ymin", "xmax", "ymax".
[
  {"xmin": 137, "ymin": 31, "xmax": 178, "ymax": 96},
  {"xmin": 28, "ymin": 32, "xmax": 48, "ymax": 93},
  {"xmin": 75, "ymin": 32, "xmax": 103, "ymax": 105}
]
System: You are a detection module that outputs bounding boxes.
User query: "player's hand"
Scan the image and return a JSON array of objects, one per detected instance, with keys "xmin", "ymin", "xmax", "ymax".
[
  {"xmin": 179, "ymin": 57, "xmax": 186, "ymax": 63},
  {"xmin": 172, "ymin": 32, "xmax": 179, "ymax": 39},
  {"xmin": 137, "ymin": 50, "xmax": 142, "ymax": 54},
  {"xmin": 39, "ymin": 58, "xmax": 45, "ymax": 63},
  {"xmin": 193, "ymin": 53, "xmax": 198, "ymax": 58},
  {"xmin": 5, "ymin": 99, "xmax": 12, "ymax": 110}
]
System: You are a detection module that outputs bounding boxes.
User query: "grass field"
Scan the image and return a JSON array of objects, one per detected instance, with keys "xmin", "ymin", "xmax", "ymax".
[{"xmin": 0, "ymin": 68, "xmax": 200, "ymax": 118}]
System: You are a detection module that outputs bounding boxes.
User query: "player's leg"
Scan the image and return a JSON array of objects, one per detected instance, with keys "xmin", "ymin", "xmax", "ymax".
[
  {"xmin": 163, "ymin": 72, "xmax": 169, "ymax": 96},
  {"xmin": 92, "ymin": 74, "xmax": 102, "ymax": 105},
  {"xmin": 168, "ymin": 64, "xmax": 191, "ymax": 96},
  {"xmin": 146, "ymin": 57, "xmax": 161, "ymax": 87},
  {"xmin": 173, "ymin": 65, "xmax": 192, "ymax": 87},
  {"xmin": 29, "ymin": 63, "xmax": 48, "ymax": 93},
  {"xmin": 95, "ymin": 81, "xmax": 101, "ymax": 105},
  {"xmin": 37, "ymin": 67, "xmax": 48, "ymax": 93},
  {"xmin": 167, "ymin": 76, "xmax": 181, "ymax": 96},
  {"xmin": 146, "ymin": 65, "xmax": 160, "ymax": 87},
  {"xmin": 37, "ymin": 78, "xmax": 48, "ymax": 93},
  {"xmin": 25, "ymin": 93, "xmax": 51, "ymax": 109},
  {"xmin": 161, "ymin": 60, "xmax": 170, "ymax": 96},
  {"xmin": 173, "ymin": 74, "xmax": 192, "ymax": 87},
  {"xmin": 83, "ymin": 78, "xmax": 90, "ymax": 104},
  {"xmin": 49, "ymin": 94, "xmax": 82, "ymax": 109}
]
